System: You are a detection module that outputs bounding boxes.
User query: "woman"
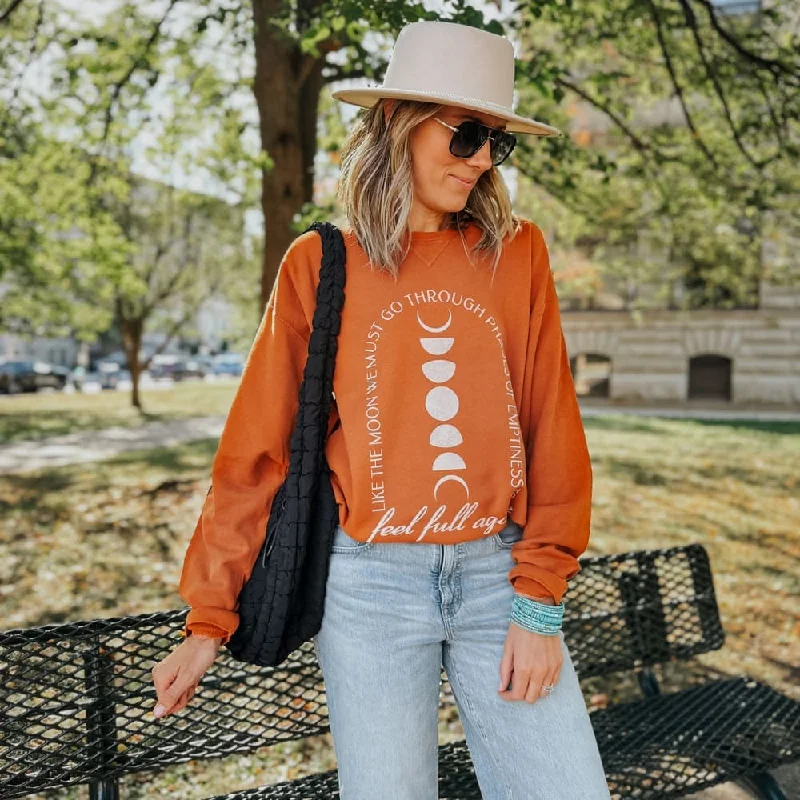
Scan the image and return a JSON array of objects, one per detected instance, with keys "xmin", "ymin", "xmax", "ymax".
[{"xmin": 152, "ymin": 20, "xmax": 610, "ymax": 800}]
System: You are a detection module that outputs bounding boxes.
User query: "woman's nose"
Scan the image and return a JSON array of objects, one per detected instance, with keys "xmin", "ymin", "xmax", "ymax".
[{"xmin": 465, "ymin": 139, "xmax": 493, "ymax": 170}]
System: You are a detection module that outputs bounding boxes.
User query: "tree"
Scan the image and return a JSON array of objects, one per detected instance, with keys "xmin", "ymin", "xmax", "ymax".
[
  {"xmin": 33, "ymin": 0, "xmax": 504, "ymax": 314},
  {"xmin": 510, "ymin": 0, "xmax": 799, "ymax": 310},
  {"xmin": 0, "ymin": 2, "xmax": 129, "ymax": 338},
  {"xmin": 5, "ymin": 0, "xmax": 794, "ymax": 353},
  {"xmin": 112, "ymin": 175, "xmax": 249, "ymax": 408},
  {"xmin": 2, "ymin": 1, "xmax": 259, "ymax": 407}
]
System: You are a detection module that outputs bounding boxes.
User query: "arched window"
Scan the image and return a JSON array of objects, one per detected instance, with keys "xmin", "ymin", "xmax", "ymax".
[
  {"xmin": 688, "ymin": 355, "xmax": 732, "ymax": 401},
  {"xmin": 569, "ymin": 353, "xmax": 611, "ymax": 398}
]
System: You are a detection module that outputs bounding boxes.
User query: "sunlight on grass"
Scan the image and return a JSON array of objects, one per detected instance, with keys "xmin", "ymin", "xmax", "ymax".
[{"xmin": 0, "ymin": 380, "xmax": 239, "ymax": 443}]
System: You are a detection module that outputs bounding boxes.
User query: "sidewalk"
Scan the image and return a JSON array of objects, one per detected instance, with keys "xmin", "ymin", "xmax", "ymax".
[
  {"xmin": 0, "ymin": 415, "xmax": 225, "ymax": 475},
  {"xmin": 579, "ymin": 402, "xmax": 800, "ymax": 421},
  {"xmin": 2, "ymin": 403, "xmax": 798, "ymax": 476}
]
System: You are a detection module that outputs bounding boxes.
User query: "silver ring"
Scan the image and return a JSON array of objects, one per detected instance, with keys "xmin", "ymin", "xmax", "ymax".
[{"xmin": 542, "ymin": 684, "xmax": 555, "ymax": 693}]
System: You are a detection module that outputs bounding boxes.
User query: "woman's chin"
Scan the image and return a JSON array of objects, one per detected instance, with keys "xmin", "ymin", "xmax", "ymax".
[{"xmin": 437, "ymin": 198, "xmax": 470, "ymax": 213}]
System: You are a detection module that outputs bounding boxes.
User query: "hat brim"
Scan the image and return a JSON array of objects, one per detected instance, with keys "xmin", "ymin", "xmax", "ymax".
[{"xmin": 331, "ymin": 86, "xmax": 561, "ymax": 137}]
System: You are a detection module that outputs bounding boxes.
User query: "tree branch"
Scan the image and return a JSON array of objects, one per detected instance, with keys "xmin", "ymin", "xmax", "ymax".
[
  {"xmin": 142, "ymin": 207, "xmax": 199, "ymax": 316},
  {"xmin": 143, "ymin": 270, "xmax": 227, "ymax": 366},
  {"xmin": 678, "ymin": 0, "xmax": 763, "ymax": 168},
  {"xmin": 556, "ymin": 75, "xmax": 653, "ymax": 157},
  {"xmin": 646, "ymin": 0, "xmax": 718, "ymax": 169},
  {"xmin": 142, "ymin": 238, "xmax": 170, "ymax": 291},
  {"xmin": 87, "ymin": 0, "xmax": 183, "ymax": 183},
  {"xmin": 694, "ymin": 0, "xmax": 800, "ymax": 85},
  {"xmin": 0, "ymin": 0, "xmax": 25, "ymax": 25},
  {"xmin": 754, "ymin": 73, "xmax": 786, "ymax": 148}
]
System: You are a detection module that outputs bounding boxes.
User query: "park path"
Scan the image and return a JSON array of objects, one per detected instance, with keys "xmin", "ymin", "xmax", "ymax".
[
  {"xmin": 1, "ymin": 404, "xmax": 799, "ymax": 475},
  {"xmin": 579, "ymin": 404, "xmax": 800, "ymax": 421},
  {"xmin": 0, "ymin": 415, "xmax": 226, "ymax": 474}
]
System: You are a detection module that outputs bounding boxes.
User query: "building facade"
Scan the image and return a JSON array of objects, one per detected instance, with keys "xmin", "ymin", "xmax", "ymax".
[{"xmin": 562, "ymin": 279, "xmax": 800, "ymax": 407}]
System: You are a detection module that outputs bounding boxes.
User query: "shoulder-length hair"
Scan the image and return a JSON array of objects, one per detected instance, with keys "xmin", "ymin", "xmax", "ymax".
[{"xmin": 335, "ymin": 99, "xmax": 521, "ymax": 281}]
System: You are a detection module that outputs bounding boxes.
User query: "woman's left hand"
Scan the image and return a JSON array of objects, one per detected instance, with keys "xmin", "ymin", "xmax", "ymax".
[{"xmin": 498, "ymin": 606, "xmax": 563, "ymax": 704}]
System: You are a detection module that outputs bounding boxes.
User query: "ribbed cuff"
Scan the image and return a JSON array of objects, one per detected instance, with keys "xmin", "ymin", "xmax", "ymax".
[
  {"xmin": 184, "ymin": 607, "xmax": 239, "ymax": 647},
  {"xmin": 509, "ymin": 568, "xmax": 568, "ymax": 605},
  {"xmin": 185, "ymin": 622, "xmax": 230, "ymax": 645}
]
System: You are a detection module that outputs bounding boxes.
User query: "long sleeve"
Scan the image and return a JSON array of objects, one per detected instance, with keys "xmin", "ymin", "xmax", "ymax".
[
  {"xmin": 178, "ymin": 236, "xmax": 317, "ymax": 645},
  {"xmin": 507, "ymin": 228, "xmax": 593, "ymax": 604}
]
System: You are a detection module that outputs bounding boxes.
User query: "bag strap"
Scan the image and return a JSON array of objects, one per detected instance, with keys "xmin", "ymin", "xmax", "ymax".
[{"xmin": 285, "ymin": 222, "xmax": 346, "ymax": 469}]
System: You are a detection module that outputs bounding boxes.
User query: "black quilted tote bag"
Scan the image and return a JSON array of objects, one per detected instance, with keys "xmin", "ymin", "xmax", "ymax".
[{"xmin": 225, "ymin": 221, "xmax": 346, "ymax": 667}]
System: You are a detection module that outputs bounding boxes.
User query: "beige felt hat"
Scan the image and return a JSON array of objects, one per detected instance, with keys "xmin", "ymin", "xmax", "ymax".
[{"xmin": 331, "ymin": 20, "xmax": 561, "ymax": 137}]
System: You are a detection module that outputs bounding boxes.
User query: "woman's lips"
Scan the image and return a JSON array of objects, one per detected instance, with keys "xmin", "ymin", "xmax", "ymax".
[{"xmin": 450, "ymin": 175, "xmax": 476, "ymax": 188}]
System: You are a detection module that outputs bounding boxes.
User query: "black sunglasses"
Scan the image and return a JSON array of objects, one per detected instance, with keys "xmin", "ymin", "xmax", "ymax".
[{"xmin": 434, "ymin": 117, "xmax": 517, "ymax": 166}]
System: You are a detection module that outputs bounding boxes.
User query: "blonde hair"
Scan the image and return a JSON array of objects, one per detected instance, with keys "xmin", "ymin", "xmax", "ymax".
[{"xmin": 335, "ymin": 99, "xmax": 521, "ymax": 281}]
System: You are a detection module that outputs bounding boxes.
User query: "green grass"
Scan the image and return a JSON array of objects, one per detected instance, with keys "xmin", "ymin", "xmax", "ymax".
[
  {"xmin": 0, "ymin": 380, "xmax": 238, "ymax": 443},
  {"xmin": 2, "ymin": 413, "xmax": 798, "ymax": 798},
  {"xmin": 580, "ymin": 415, "xmax": 799, "ymax": 702}
]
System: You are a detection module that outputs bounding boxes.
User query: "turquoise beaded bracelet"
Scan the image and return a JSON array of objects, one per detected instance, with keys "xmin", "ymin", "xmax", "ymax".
[{"xmin": 510, "ymin": 594, "xmax": 565, "ymax": 636}]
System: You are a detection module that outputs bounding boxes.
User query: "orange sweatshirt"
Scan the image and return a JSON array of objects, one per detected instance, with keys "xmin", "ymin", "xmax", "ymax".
[{"xmin": 179, "ymin": 219, "xmax": 593, "ymax": 644}]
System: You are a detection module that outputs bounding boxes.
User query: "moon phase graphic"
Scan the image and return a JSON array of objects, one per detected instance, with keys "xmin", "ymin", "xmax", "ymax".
[
  {"xmin": 430, "ymin": 424, "xmax": 462, "ymax": 447},
  {"xmin": 417, "ymin": 309, "xmax": 452, "ymax": 333},
  {"xmin": 434, "ymin": 474, "xmax": 469, "ymax": 500},
  {"xmin": 418, "ymin": 310, "xmax": 469, "ymax": 500},
  {"xmin": 420, "ymin": 337, "xmax": 454, "ymax": 355}
]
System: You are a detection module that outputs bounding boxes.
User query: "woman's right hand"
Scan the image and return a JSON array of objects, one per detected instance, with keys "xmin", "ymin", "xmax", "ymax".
[{"xmin": 151, "ymin": 634, "xmax": 224, "ymax": 718}]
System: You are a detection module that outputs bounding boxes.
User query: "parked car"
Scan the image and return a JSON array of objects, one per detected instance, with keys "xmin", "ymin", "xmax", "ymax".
[
  {"xmin": 172, "ymin": 358, "xmax": 210, "ymax": 381},
  {"xmin": 0, "ymin": 360, "xmax": 69, "ymax": 394},
  {"xmin": 50, "ymin": 365, "xmax": 72, "ymax": 386},
  {"xmin": 147, "ymin": 354, "xmax": 184, "ymax": 380},
  {"xmin": 147, "ymin": 359, "xmax": 171, "ymax": 380},
  {"xmin": 212, "ymin": 353, "xmax": 245, "ymax": 377}
]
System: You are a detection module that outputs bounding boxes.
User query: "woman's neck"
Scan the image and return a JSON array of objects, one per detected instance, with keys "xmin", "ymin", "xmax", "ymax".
[{"xmin": 407, "ymin": 206, "xmax": 450, "ymax": 233}]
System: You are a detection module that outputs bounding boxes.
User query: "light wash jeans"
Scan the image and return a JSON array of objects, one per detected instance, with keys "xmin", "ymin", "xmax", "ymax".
[{"xmin": 313, "ymin": 517, "xmax": 611, "ymax": 800}]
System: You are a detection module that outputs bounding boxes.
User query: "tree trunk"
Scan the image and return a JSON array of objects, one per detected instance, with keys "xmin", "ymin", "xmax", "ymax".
[
  {"xmin": 120, "ymin": 316, "xmax": 144, "ymax": 411},
  {"xmin": 299, "ymin": 58, "xmax": 326, "ymax": 204},
  {"xmin": 251, "ymin": 0, "xmax": 323, "ymax": 316}
]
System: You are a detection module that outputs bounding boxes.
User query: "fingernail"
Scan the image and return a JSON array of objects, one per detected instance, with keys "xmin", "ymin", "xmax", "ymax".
[{"xmin": 153, "ymin": 704, "xmax": 165, "ymax": 718}]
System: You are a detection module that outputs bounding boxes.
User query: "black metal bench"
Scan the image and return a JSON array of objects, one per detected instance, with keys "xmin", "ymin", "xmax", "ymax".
[{"xmin": 1, "ymin": 544, "xmax": 797, "ymax": 799}]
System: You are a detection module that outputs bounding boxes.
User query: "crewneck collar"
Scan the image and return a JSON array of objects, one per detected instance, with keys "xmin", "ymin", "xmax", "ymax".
[
  {"xmin": 342, "ymin": 222, "xmax": 477, "ymax": 244},
  {"xmin": 406, "ymin": 221, "xmax": 477, "ymax": 244},
  {"xmin": 406, "ymin": 223, "xmax": 479, "ymax": 268},
  {"xmin": 407, "ymin": 227, "xmax": 459, "ymax": 242},
  {"xmin": 342, "ymin": 222, "xmax": 480, "ymax": 269}
]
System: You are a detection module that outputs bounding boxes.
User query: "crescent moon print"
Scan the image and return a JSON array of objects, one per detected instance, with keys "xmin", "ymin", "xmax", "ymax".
[
  {"xmin": 417, "ymin": 309, "xmax": 452, "ymax": 333},
  {"xmin": 418, "ymin": 310, "xmax": 470, "ymax": 499},
  {"xmin": 433, "ymin": 474, "xmax": 470, "ymax": 500}
]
